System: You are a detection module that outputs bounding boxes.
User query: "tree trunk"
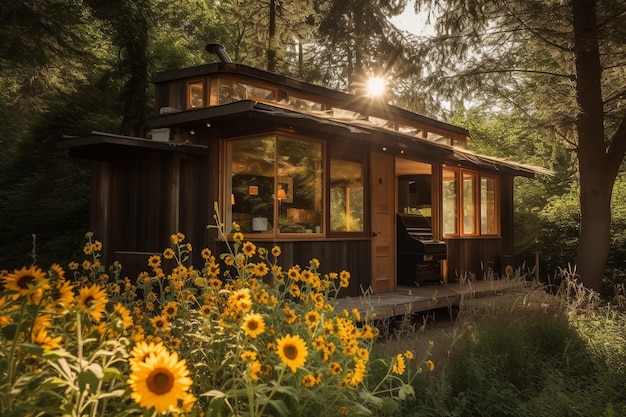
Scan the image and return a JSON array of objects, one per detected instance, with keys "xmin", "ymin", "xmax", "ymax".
[
  {"xmin": 572, "ymin": 0, "xmax": 609, "ymax": 293},
  {"xmin": 267, "ymin": 0, "xmax": 276, "ymax": 72}
]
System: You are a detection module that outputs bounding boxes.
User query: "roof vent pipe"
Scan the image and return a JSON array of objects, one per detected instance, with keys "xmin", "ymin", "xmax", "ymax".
[{"xmin": 206, "ymin": 43, "xmax": 232, "ymax": 63}]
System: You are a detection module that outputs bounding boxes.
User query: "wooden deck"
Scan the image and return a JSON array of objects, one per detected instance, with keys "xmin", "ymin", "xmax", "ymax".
[{"xmin": 334, "ymin": 278, "xmax": 531, "ymax": 320}]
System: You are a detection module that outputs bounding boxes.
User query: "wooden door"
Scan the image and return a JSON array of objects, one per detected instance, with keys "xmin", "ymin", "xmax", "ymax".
[{"xmin": 370, "ymin": 151, "xmax": 396, "ymax": 293}]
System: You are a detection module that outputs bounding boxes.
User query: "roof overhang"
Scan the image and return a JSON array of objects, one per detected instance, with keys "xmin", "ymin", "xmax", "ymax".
[
  {"xmin": 58, "ymin": 132, "xmax": 210, "ymax": 161},
  {"xmin": 146, "ymin": 101, "xmax": 547, "ymax": 178}
]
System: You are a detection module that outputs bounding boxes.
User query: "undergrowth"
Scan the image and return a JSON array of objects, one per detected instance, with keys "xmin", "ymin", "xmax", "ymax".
[{"xmin": 371, "ymin": 274, "xmax": 626, "ymax": 417}]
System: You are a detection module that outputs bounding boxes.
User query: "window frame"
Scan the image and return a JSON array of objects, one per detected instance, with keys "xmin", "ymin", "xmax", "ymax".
[
  {"xmin": 225, "ymin": 133, "xmax": 325, "ymax": 238},
  {"xmin": 442, "ymin": 167, "xmax": 501, "ymax": 238},
  {"xmin": 328, "ymin": 149, "xmax": 368, "ymax": 235}
]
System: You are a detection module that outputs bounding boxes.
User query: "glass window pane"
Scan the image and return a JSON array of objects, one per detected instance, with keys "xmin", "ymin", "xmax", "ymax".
[
  {"xmin": 463, "ymin": 172, "xmax": 475, "ymax": 234},
  {"xmin": 442, "ymin": 169, "xmax": 458, "ymax": 234},
  {"xmin": 230, "ymin": 137, "xmax": 275, "ymax": 233},
  {"xmin": 330, "ymin": 157, "xmax": 365, "ymax": 232},
  {"xmin": 188, "ymin": 81, "xmax": 204, "ymax": 109},
  {"xmin": 481, "ymin": 176, "xmax": 497, "ymax": 234},
  {"xmin": 278, "ymin": 138, "xmax": 323, "ymax": 233}
]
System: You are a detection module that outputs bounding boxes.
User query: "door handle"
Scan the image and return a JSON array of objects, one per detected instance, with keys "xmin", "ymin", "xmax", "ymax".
[{"xmin": 372, "ymin": 231, "xmax": 381, "ymax": 237}]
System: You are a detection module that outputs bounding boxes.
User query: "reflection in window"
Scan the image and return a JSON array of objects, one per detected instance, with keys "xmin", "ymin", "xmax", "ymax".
[
  {"xmin": 228, "ymin": 135, "xmax": 323, "ymax": 235},
  {"xmin": 219, "ymin": 79, "xmax": 275, "ymax": 104},
  {"xmin": 463, "ymin": 172, "xmax": 476, "ymax": 234},
  {"xmin": 188, "ymin": 80, "xmax": 204, "ymax": 109},
  {"xmin": 481, "ymin": 176, "xmax": 497, "ymax": 234},
  {"xmin": 278, "ymin": 139, "xmax": 323, "ymax": 233},
  {"xmin": 442, "ymin": 169, "xmax": 458, "ymax": 234},
  {"xmin": 330, "ymin": 156, "xmax": 365, "ymax": 232},
  {"xmin": 230, "ymin": 137, "xmax": 275, "ymax": 233}
]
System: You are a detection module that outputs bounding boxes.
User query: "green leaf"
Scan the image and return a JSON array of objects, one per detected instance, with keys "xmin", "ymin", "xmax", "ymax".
[
  {"xmin": 78, "ymin": 369, "xmax": 100, "ymax": 394},
  {"xmin": 1, "ymin": 323, "xmax": 18, "ymax": 340},
  {"xmin": 398, "ymin": 383, "xmax": 415, "ymax": 400},
  {"xmin": 381, "ymin": 398, "xmax": 400, "ymax": 416},
  {"xmin": 18, "ymin": 342, "xmax": 44, "ymax": 356},
  {"xmin": 268, "ymin": 399, "xmax": 290, "ymax": 417},
  {"xmin": 206, "ymin": 395, "xmax": 227, "ymax": 417}
]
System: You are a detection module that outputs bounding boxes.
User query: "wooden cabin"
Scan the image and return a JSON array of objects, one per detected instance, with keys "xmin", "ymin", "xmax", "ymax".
[{"xmin": 60, "ymin": 51, "xmax": 541, "ymax": 297}]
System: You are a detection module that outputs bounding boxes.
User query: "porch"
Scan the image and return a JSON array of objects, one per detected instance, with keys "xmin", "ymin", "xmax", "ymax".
[{"xmin": 334, "ymin": 278, "xmax": 531, "ymax": 320}]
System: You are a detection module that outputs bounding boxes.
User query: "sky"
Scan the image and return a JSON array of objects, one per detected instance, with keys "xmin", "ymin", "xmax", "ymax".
[{"xmin": 390, "ymin": 0, "xmax": 435, "ymax": 36}]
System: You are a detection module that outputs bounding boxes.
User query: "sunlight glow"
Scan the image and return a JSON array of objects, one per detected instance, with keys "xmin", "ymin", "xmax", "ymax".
[{"xmin": 366, "ymin": 76, "xmax": 386, "ymax": 97}]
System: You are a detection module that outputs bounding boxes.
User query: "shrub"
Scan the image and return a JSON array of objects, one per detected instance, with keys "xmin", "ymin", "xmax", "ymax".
[{"xmin": 0, "ymin": 207, "xmax": 422, "ymax": 417}]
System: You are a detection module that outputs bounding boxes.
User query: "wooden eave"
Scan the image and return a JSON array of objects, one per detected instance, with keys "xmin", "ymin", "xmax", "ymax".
[
  {"xmin": 58, "ymin": 132, "xmax": 210, "ymax": 161},
  {"xmin": 147, "ymin": 101, "xmax": 544, "ymax": 178}
]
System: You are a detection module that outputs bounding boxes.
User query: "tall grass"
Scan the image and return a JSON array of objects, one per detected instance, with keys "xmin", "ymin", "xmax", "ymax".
[{"xmin": 371, "ymin": 275, "xmax": 626, "ymax": 417}]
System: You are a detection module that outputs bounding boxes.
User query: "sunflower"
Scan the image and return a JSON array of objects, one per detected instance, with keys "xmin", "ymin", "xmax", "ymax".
[
  {"xmin": 201, "ymin": 248, "xmax": 212, "ymax": 260},
  {"xmin": 161, "ymin": 301, "xmax": 178, "ymax": 319},
  {"xmin": 150, "ymin": 315, "xmax": 171, "ymax": 332},
  {"xmin": 148, "ymin": 255, "xmax": 162, "ymax": 269},
  {"xmin": 127, "ymin": 348, "xmax": 194, "ymax": 413},
  {"xmin": 287, "ymin": 267, "xmax": 301, "ymax": 282},
  {"xmin": 232, "ymin": 232, "xmax": 244, "ymax": 242},
  {"xmin": 77, "ymin": 284, "xmax": 108, "ymax": 321},
  {"xmin": 271, "ymin": 246, "xmax": 281, "ymax": 257},
  {"xmin": 242, "ymin": 312, "xmax": 265, "ymax": 338},
  {"xmin": 329, "ymin": 362, "xmax": 343, "ymax": 375},
  {"xmin": 301, "ymin": 374, "xmax": 317, "ymax": 388},
  {"xmin": 129, "ymin": 341, "xmax": 168, "ymax": 367},
  {"xmin": 253, "ymin": 262, "xmax": 269, "ymax": 277},
  {"xmin": 113, "ymin": 303, "xmax": 134, "ymax": 330},
  {"xmin": 392, "ymin": 353, "xmax": 406, "ymax": 375},
  {"xmin": 249, "ymin": 360, "xmax": 262, "ymax": 381},
  {"xmin": 427, "ymin": 359, "xmax": 435, "ymax": 372},
  {"xmin": 47, "ymin": 277, "xmax": 75, "ymax": 312},
  {"xmin": 163, "ymin": 248, "xmax": 175, "ymax": 260},
  {"xmin": 283, "ymin": 305, "xmax": 297, "ymax": 324},
  {"xmin": 242, "ymin": 241, "xmax": 256, "ymax": 258},
  {"xmin": 276, "ymin": 334, "xmax": 308, "ymax": 372},
  {"xmin": 31, "ymin": 328, "xmax": 62, "ymax": 351},
  {"xmin": 3, "ymin": 266, "xmax": 50, "ymax": 303},
  {"xmin": 305, "ymin": 311, "xmax": 320, "ymax": 330}
]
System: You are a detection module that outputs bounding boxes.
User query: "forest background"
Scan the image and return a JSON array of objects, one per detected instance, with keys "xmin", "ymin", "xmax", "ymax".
[{"xmin": 0, "ymin": 0, "xmax": 624, "ymax": 294}]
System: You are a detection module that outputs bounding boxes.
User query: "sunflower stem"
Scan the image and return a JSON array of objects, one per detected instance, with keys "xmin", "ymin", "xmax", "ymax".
[{"xmin": 256, "ymin": 365, "xmax": 286, "ymax": 416}]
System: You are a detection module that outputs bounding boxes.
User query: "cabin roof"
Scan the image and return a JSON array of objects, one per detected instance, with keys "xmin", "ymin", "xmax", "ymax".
[{"xmin": 146, "ymin": 100, "xmax": 546, "ymax": 178}]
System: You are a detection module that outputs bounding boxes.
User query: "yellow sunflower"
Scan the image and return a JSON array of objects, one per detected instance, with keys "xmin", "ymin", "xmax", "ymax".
[
  {"xmin": 232, "ymin": 232, "xmax": 244, "ymax": 242},
  {"xmin": 161, "ymin": 301, "xmax": 178, "ymax": 319},
  {"xmin": 253, "ymin": 262, "xmax": 269, "ymax": 277},
  {"xmin": 276, "ymin": 334, "xmax": 308, "ymax": 372},
  {"xmin": 148, "ymin": 255, "xmax": 162, "ymax": 269},
  {"xmin": 283, "ymin": 305, "xmax": 297, "ymax": 324},
  {"xmin": 76, "ymin": 284, "xmax": 108, "ymax": 321},
  {"xmin": 392, "ymin": 353, "xmax": 406, "ymax": 375},
  {"xmin": 427, "ymin": 359, "xmax": 435, "ymax": 372},
  {"xmin": 129, "ymin": 341, "xmax": 167, "ymax": 367},
  {"xmin": 150, "ymin": 315, "xmax": 171, "ymax": 332},
  {"xmin": 127, "ymin": 348, "xmax": 194, "ymax": 413},
  {"xmin": 31, "ymin": 328, "xmax": 62, "ymax": 351},
  {"xmin": 3, "ymin": 266, "xmax": 50, "ymax": 303},
  {"xmin": 271, "ymin": 246, "xmax": 281, "ymax": 257},
  {"xmin": 113, "ymin": 303, "xmax": 134, "ymax": 330},
  {"xmin": 249, "ymin": 360, "xmax": 262, "ymax": 381},
  {"xmin": 305, "ymin": 311, "xmax": 320, "ymax": 330},
  {"xmin": 242, "ymin": 241, "xmax": 256, "ymax": 258},
  {"xmin": 301, "ymin": 374, "xmax": 317, "ymax": 388},
  {"xmin": 241, "ymin": 312, "xmax": 265, "ymax": 338}
]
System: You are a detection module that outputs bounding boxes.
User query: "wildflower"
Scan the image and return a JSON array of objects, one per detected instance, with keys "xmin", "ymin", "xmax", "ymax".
[
  {"xmin": 329, "ymin": 362, "xmax": 342, "ymax": 375},
  {"xmin": 289, "ymin": 284, "xmax": 301, "ymax": 298},
  {"xmin": 249, "ymin": 360, "xmax": 262, "ymax": 381},
  {"xmin": 242, "ymin": 312, "xmax": 265, "ymax": 338},
  {"xmin": 339, "ymin": 406, "xmax": 349, "ymax": 415},
  {"xmin": 339, "ymin": 270, "xmax": 350, "ymax": 288},
  {"xmin": 305, "ymin": 311, "xmax": 320, "ymax": 330},
  {"xmin": 82, "ymin": 260, "xmax": 91, "ymax": 270},
  {"xmin": 150, "ymin": 315, "xmax": 171, "ymax": 333},
  {"xmin": 404, "ymin": 350, "xmax": 414, "ymax": 359},
  {"xmin": 77, "ymin": 284, "xmax": 109, "ymax": 321},
  {"xmin": 232, "ymin": 232, "xmax": 244, "ymax": 242},
  {"xmin": 309, "ymin": 258, "xmax": 320, "ymax": 269},
  {"xmin": 148, "ymin": 255, "xmax": 162, "ymax": 269},
  {"xmin": 201, "ymin": 248, "xmax": 212, "ymax": 259},
  {"xmin": 68, "ymin": 261, "xmax": 79, "ymax": 271},
  {"xmin": 242, "ymin": 241, "xmax": 256, "ymax": 258},
  {"xmin": 163, "ymin": 248, "xmax": 175, "ymax": 260},
  {"xmin": 128, "ymin": 348, "xmax": 194, "ymax": 414},
  {"xmin": 240, "ymin": 350, "xmax": 258, "ymax": 362},
  {"xmin": 276, "ymin": 334, "xmax": 308, "ymax": 372},
  {"xmin": 287, "ymin": 267, "xmax": 301, "ymax": 282},
  {"xmin": 254, "ymin": 262, "xmax": 269, "ymax": 277},
  {"xmin": 224, "ymin": 255, "xmax": 235, "ymax": 266},
  {"xmin": 283, "ymin": 305, "xmax": 297, "ymax": 324},
  {"xmin": 170, "ymin": 233, "xmax": 185, "ymax": 245},
  {"xmin": 129, "ymin": 341, "xmax": 167, "ymax": 366},
  {"xmin": 301, "ymin": 374, "xmax": 317, "ymax": 388},
  {"xmin": 271, "ymin": 246, "xmax": 281, "ymax": 257},
  {"xmin": 392, "ymin": 354, "xmax": 406, "ymax": 375},
  {"xmin": 427, "ymin": 360, "xmax": 435, "ymax": 372},
  {"xmin": 113, "ymin": 303, "xmax": 134, "ymax": 330},
  {"xmin": 31, "ymin": 328, "xmax": 62, "ymax": 351},
  {"xmin": 161, "ymin": 301, "xmax": 178, "ymax": 319},
  {"xmin": 3, "ymin": 266, "xmax": 50, "ymax": 303}
]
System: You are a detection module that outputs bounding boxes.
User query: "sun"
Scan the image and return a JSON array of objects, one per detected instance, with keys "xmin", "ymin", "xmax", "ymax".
[{"xmin": 366, "ymin": 76, "xmax": 386, "ymax": 97}]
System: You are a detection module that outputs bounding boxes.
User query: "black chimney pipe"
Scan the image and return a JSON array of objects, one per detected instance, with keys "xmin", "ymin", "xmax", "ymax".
[{"xmin": 206, "ymin": 43, "xmax": 232, "ymax": 63}]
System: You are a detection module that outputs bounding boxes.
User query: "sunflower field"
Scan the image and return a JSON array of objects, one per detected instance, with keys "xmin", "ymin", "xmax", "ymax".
[{"xmin": 0, "ymin": 209, "xmax": 431, "ymax": 417}]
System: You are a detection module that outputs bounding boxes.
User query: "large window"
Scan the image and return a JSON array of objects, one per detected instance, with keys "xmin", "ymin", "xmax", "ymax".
[
  {"xmin": 330, "ymin": 153, "xmax": 365, "ymax": 232},
  {"xmin": 228, "ymin": 135, "xmax": 323, "ymax": 235},
  {"xmin": 443, "ymin": 168, "xmax": 499, "ymax": 236}
]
